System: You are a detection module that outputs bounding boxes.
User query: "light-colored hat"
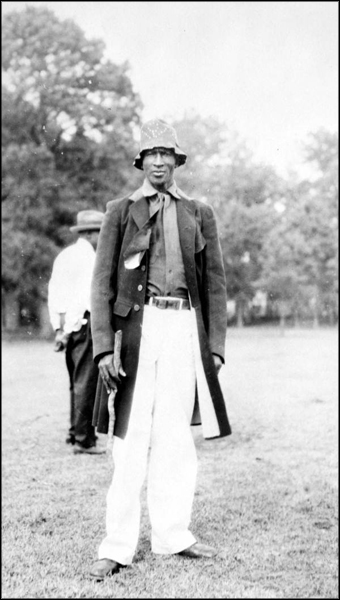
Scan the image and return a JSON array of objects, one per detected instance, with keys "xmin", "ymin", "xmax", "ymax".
[
  {"xmin": 69, "ymin": 210, "xmax": 104, "ymax": 232},
  {"xmin": 133, "ymin": 119, "xmax": 187, "ymax": 170}
]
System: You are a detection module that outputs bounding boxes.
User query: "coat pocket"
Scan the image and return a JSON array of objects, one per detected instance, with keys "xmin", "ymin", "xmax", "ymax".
[{"xmin": 113, "ymin": 299, "xmax": 132, "ymax": 318}]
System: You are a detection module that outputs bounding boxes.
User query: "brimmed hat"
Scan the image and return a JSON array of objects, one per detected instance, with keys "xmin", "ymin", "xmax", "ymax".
[
  {"xmin": 133, "ymin": 119, "xmax": 187, "ymax": 170},
  {"xmin": 69, "ymin": 210, "xmax": 104, "ymax": 232}
]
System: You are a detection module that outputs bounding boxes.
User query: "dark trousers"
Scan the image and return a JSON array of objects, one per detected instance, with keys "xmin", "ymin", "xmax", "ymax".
[{"xmin": 65, "ymin": 314, "xmax": 99, "ymax": 448}]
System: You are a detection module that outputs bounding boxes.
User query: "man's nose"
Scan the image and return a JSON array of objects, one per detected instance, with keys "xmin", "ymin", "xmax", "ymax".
[{"xmin": 153, "ymin": 153, "xmax": 164, "ymax": 165}]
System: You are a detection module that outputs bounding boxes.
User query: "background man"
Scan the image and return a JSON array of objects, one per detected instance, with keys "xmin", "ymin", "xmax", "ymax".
[
  {"xmin": 48, "ymin": 209, "xmax": 105, "ymax": 455},
  {"xmin": 89, "ymin": 120, "xmax": 232, "ymax": 579}
]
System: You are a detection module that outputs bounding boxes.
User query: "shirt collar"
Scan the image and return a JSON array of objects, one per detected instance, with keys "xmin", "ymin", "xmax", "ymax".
[
  {"xmin": 76, "ymin": 237, "xmax": 95, "ymax": 252},
  {"xmin": 129, "ymin": 179, "xmax": 192, "ymax": 202}
]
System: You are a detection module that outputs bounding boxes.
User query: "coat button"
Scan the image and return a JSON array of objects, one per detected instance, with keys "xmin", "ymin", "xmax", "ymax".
[
  {"xmin": 134, "ymin": 304, "xmax": 140, "ymax": 311},
  {"xmin": 141, "ymin": 265, "xmax": 146, "ymax": 271},
  {"xmin": 138, "ymin": 284, "xmax": 143, "ymax": 291}
]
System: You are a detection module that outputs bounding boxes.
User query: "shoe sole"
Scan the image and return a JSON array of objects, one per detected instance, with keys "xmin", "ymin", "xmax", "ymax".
[
  {"xmin": 89, "ymin": 568, "xmax": 121, "ymax": 580},
  {"xmin": 73, "ymin": 448, "xmax": 105, "ymax": 455},
  {"xmin": 89, "ymin": 574, "xmax": 105, "ymax": 581}
]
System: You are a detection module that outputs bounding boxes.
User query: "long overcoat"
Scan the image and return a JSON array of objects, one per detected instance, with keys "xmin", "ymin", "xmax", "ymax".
[{"xmin": 91, "ymin": 190, "xmax": 232, "ymax": 440}]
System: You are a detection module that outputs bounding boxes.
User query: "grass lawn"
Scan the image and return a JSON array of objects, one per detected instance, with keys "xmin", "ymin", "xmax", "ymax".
[{"xmin": 2, "ymin": 326, "xmax": 338, "ymax": 599}]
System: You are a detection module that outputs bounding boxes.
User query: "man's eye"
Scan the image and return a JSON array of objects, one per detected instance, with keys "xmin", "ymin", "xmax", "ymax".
[{"xmin": 144, "ymin": 149, "xmax": 173, "ymax": 158}]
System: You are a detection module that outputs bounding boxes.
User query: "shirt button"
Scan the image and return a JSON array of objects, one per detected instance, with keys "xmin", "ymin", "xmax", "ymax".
[
  {"xmin": 138, "ymin": 284, "xmax": 143, "ymax": 291},
  {"xmin": 141, "ymin": 265, "xmax": 146, "ymax": 271},
  {"xmin": 134, "ymin": 304, "xmax": 140, "ymax": 311}
]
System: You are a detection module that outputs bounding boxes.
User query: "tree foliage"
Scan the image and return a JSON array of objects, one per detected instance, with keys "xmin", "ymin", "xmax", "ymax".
[
  {"xmin": 259, "ymin": 129, "xmax": 338, "ymax": 325},
  {"xmin": 171, "ymin": 112, "xmax": 286, "ymax": 323},
  {"xmin": 2, "ymin": 5, "xmax": 142, "ymax": 328},
  {"xmin": 173, "ymin": 115, "xmax": 338, "ymax": 326},
  {"xmin": 1, "ymin": 8, "xmax": 338, "ymax": 331}
]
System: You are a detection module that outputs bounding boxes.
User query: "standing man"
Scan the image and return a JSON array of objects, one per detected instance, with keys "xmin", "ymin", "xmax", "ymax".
[
  {"xmin": 89, "ymin": 119, "xmax": 231, "ymax": 580},
  {"xmin": 48, "ymin": 209, "xmax": 105, "ymax": 455}
]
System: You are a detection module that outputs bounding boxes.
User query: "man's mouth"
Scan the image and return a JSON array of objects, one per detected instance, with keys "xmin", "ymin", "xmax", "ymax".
[{"xmin": 152, "ymin": 171, "xmax": 165, "ymax": 177}]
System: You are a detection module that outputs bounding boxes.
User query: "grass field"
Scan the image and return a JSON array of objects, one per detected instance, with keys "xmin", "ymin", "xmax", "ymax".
[{"xmin": 2, "ymin": 326, "xmax": 338, "ymax": 599}]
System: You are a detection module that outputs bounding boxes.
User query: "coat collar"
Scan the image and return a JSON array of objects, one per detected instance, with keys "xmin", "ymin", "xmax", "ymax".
[
  {"xmin": 129, "ymin": 179, "xmax": 193, "ymax": 202},
  {"xmin": 129, "ymin": 181, "xmax": 194, "ymax": 231}
]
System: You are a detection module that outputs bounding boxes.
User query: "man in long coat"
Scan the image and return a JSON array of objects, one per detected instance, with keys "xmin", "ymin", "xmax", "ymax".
[{"xmin": 89, "ymin": 119, "xmax": 231, "ymax": 580}]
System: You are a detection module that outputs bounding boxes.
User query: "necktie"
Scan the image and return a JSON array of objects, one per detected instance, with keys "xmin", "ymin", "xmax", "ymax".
[
  {"xmin": 149, "ymin": 192, "xmax": 170, "ymax": 217},
  {"xmin": 123, "ymin": 194, "xmax": 167, "ymax": 267}
]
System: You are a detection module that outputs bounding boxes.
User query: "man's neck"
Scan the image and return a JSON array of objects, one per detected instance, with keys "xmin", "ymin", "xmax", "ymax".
[
  {"xmin": 148, "ymin": 178, "xmax": 174, "ymax": 194},
  {"xmin": 153, "ymin": 184, "xmax": 167, "ymax": 193}
]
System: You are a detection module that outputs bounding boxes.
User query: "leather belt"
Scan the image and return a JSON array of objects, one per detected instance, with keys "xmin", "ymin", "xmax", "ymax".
[{"xmin": 146, "ymin": 296, "xmax": 190, "ymax": 310}]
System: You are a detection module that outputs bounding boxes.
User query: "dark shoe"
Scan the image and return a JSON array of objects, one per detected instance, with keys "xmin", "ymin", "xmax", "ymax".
[
  {"xmin": 65, "ymin": 434, "xmax": 75, "ymax": 445},
  {"xmin": 73, "ymin": 444, "xmax": 105, "ymax": 455},
  {"xmin": 89, "ymin": 558, "xmax": 123, "ymax": 581},
  {"xmin": 178, "ymin": 542, "xmax": 217, "ymax": 558}
]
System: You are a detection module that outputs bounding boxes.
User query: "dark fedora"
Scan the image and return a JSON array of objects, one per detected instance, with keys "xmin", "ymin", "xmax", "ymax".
[{"xmin": 69, "ymin": 210, "xmax": 104, "ymax": 233}]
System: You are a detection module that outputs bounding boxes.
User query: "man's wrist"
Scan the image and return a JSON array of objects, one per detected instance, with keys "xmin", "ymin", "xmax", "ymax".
[{"xmin": 95, "ymin": 351, "xmax": 114, "ymax": 364}]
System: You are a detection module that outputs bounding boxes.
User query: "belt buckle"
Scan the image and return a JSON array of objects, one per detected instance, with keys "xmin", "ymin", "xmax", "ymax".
[
  {"xmin": 170, "ymin": 298, "xmax": 184, "ymax": 310},
  {"xmin": 158, "ymin": 298, "xmax": 167, "ymax": 309},
  {"xmin": 151, "ymin": 296, "xmax": 186, "ymax": 310},
  {"xmin": 167, "ymin": 297, "xmax": 180, "ymax": 310}
]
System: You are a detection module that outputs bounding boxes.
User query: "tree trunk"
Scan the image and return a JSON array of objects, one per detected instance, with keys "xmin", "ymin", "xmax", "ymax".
[
  {"xmin": 279, "ymin": 313, "xmax": 286, "ymax": 336},
  {"xmin": 2, "ymin": 290, "xmax": 20, "ymax": 331},
  {"xmin": 38, "ymin": 300, "xmax": 54, "ymax": 339},
  {"xmin": 277, "ymin": 300, "xmax": 289, "ymax": 336},
  {"xmin": 236, "ymin": 300, "xmax": 244, "ymax": 328},
  {"xmin": 310, "ymin": 291, "xmax": 319, "ymax": 328},
  {"xmin": 293, "ymin": 308, "xmax": 300, "ymax": 328}
]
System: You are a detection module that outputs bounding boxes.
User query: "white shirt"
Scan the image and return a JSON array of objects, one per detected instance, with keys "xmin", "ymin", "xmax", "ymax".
[{"xmin": 48, "ymin": 237, "xmax": 96, "ymax": 334}]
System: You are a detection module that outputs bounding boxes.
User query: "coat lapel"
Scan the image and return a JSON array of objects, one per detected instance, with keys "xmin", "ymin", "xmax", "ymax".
[
  {"xmin": 123, "ymin": 197, "xmax": 153, "ymax": 260},
  {"xmin": 129, "ymin": 196, "xmax": 150, "ymax": 230}
]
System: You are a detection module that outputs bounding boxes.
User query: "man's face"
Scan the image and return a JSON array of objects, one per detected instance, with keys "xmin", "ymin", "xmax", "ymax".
[
  {"xmin": 142, "ymin": 147, "xmax": 176, "ymax": 190},
  {"xmin": 84, "ymin": 230, "xmax": 100, "ymax": 250}
]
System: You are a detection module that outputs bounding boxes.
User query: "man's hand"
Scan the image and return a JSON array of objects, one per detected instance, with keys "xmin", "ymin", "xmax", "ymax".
[
  {"xmin": 212, "ymin": 354, "xmax": 223, "ymax": 374},
  {"xmin": 98, "ymin": 352, "xmax": 126, "ymax": 393},
  {"xmin": 54, "ymin": 330, "xmax": 70, "ymax": 352}
]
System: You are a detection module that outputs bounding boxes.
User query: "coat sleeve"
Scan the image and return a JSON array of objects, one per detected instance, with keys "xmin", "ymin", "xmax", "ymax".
[
  {"xmin": 90, "ymin": 201, "xmax": 121, "ymax": 362},
  {"xmin": 200, "ymin": 203, "xmax": 228, "ymax": 361}
]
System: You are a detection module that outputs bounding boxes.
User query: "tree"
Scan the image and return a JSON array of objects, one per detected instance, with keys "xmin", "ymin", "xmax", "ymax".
[
  {"xmin": 297, "ymin": 129, "xmax": 338, "ymax": 324},
  {"xmin": 220, "ymin": 199, "xmax": 276, "ymax": 326},
  {"xmin": 2, "ymin": 5, "xmax": 142, "ymax": 331},
  {"xmin": 169, "ymin": 111, "xmax": 286, "ymax": 325},
  {"xmin": 258, "ymin": 129, "xmax": 338, "ymax": 328},
  {"xmin": 257, "ymin": 209, "xmax": 310, "ymax": 332},
  {"xmin": 172, "ymin": 111, "xmax": 230, "ymax": 203}
]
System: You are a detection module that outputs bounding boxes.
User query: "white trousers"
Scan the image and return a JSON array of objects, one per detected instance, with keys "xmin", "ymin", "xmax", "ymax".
[{"xmin": 98, "ymin": 305, "xmax": 198, "ymax": 564}]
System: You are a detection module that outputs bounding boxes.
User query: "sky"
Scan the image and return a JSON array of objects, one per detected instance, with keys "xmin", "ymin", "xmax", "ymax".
[{"xmin": 2, "ymin": 1, "xmax": 338, "ymax": 177}]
